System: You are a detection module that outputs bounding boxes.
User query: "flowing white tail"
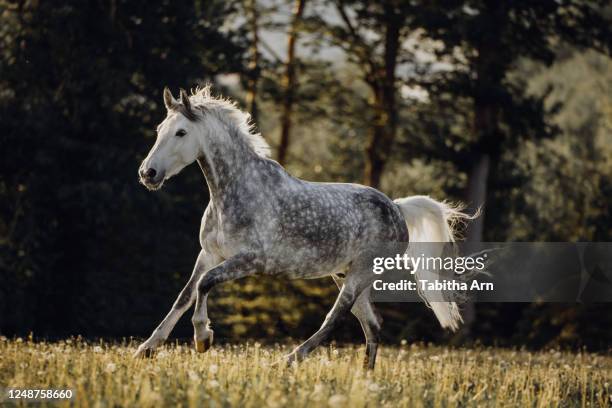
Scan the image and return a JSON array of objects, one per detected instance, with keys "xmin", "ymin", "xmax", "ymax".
[{"xmin": 394, "ymin": 195, "xmax": 472, "ymax": 331}]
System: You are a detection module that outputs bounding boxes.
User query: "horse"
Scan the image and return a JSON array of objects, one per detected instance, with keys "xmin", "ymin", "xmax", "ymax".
[{"xmin": 134, "ymin": 86, "xmax": 471, "ymax": 369}]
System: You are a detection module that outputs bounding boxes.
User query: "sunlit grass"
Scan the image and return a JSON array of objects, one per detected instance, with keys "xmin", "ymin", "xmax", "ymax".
[{"xmin": 0, "ymin": 337, "xmax": 610, "ymax": 407}]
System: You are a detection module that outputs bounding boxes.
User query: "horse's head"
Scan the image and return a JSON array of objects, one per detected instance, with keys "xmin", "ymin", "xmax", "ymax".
[{"xmin": 139, "ymin": 88, "xmax": 204, "ymax": 190}]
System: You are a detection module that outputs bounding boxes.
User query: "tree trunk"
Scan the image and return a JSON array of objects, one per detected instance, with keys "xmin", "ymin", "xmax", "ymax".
[
  {"xmin": 364, "ymin": 97, "xmax": 387, "ymax": 187},
  {"xmin": 463, "ymin": 1, "xmax": 506, "ymax": 243},
  {"xmin": 245, "ymin": 0, "xmax": 259, "ymax": 125},
  {"xmin": 463, "ymin": 102, "xmax": 501, "ymax": 244},
  {"xmin": 460, "ymin": 147, "xmax": 492, "ymax": 334},
  {"xmin": 277, "ymin": 0, "xmax": 306, "ymax": 166},
  {"xmin": 460, "ymin": 1, "xmax": 507, "ymax": 333},
  {"xmin": 464, "ymin": 152, "xmax": 490, "ymax": 242},
  {"xmin": 363, "ymin": 4, "xmax": 400, "ymax": 188}
]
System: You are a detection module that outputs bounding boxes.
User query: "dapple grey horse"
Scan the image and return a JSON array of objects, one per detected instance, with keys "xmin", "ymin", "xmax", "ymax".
[{"xmin": 134, "ymin": 86, "xmax": 469, "ymax": 369}]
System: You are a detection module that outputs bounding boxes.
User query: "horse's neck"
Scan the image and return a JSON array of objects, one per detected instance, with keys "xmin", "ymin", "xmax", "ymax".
[{"xmin": 196, "ymin": 129, "xmax": 258, "ymax": 201}]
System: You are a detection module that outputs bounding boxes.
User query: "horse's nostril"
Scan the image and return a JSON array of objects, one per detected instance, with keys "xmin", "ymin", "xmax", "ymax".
[{"xmin": 145, "ymin": 168, "xmax": 157, "ymax": 179}]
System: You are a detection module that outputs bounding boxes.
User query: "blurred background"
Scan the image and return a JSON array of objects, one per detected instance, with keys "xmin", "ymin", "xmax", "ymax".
[{"xmin": 0, "ymin": 0, "xmax": 611, "ymax": 350}]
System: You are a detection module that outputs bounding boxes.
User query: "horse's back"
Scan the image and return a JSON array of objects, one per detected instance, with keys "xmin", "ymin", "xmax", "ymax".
[{"xmin": 299, "ymin": 181, "xmax": 407, "ymax": 240}]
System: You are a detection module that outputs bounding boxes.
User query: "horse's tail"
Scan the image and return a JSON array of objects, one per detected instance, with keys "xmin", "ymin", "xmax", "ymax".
[{"xmin": 393, "ymin": 195, "xmax": 473, "ymax": 332}]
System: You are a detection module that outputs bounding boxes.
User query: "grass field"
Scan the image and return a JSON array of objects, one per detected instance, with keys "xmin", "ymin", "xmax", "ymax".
[{"xmin": 0, "ymin": 337, "xmax": 610, "ymax": 407}]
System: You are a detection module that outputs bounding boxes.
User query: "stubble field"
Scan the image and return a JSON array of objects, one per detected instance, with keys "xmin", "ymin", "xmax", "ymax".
[{"xmin": 0, "ymin": 337, "xmax": 610, "ymax": 407}]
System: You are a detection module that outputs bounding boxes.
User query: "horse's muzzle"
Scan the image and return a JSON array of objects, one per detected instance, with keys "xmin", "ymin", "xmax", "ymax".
[{"xmin": 139, "ymin": 168, "xmax": 165, "ymax": 190}]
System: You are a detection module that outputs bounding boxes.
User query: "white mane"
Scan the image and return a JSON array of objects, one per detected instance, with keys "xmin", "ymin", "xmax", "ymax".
[{"xmin": 189, "ymin": 86, "xmax": 271, "ymax": 158}]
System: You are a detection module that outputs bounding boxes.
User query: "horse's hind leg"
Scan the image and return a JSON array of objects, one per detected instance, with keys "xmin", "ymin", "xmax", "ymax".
[
  {"xmin": 286, "ymin": 273, "xmax": 369, "ymax": 365},
  {"xmin": 333, "ymin": 276, "xmax": 382, "ymax": 370}
]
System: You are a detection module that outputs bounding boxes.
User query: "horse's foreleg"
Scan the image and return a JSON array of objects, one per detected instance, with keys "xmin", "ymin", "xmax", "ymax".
[
  {"xmin": 333, "ymin": 276, "xmax": 382, "ymax": 370},
  {"xmin": 134, "ymin": 250, "xmax": 219, "ymax": 358},
  {"xmin": 286, "ymin": 278, "xmax": 362, "ymax": 364},
  {"xmin": 192, "ymin": 252, "xmax": 262, "ymax": 353}
]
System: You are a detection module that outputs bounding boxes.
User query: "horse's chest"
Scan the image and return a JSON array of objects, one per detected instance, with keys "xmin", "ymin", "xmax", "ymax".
[{"xmin": 200, "ymin": 204, "xmax": 261, "ymax": 259}]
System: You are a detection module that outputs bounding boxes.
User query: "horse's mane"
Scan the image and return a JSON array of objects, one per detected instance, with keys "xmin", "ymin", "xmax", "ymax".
[{"xmin": 189, "ymin": 85, "xmax": 271, "ymax": 158}]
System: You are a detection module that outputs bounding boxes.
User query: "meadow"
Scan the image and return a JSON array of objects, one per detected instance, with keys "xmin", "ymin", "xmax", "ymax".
[{"xmin": 0, "ymin": 337, "xmax": 610, "ymax": 407}]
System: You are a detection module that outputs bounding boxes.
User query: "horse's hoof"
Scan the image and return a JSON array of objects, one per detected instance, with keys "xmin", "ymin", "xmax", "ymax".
[
  {"xmin": 269, "ymin": 358, "xmax": 284, "ymax": 368},
  {"xmin": 195, "ymin": 335, "xmax": 213, "ymax": 353},
  {"xmin": 362, "ymin": 357, "xmax": 375, "ymax": 370},
  {"xmin": 284, "ymin": 351, "xmax": 302, "ymax": 366},
  {"xmin": 134, "ymin": 347, "xmax": 156, "ymax": 359}
]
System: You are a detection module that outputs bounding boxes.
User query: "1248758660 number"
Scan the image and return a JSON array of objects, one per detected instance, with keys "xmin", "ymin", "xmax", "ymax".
[{"xmin": 3, "ymin": 388, "xmax": 74, "ymax": 401}]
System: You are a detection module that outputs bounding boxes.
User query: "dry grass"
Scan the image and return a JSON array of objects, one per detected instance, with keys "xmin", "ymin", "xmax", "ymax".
[{"xmin": 0, "ymin": 337, "xmax": 610, "ymax": 407}]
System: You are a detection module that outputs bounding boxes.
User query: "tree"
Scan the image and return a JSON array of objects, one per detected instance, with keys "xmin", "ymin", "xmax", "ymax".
[
  {"xmin": 312, "ymin": 1, "xmax": 416, "ymax": 188},
  {"xmin": 277, "ymin": 0, "xmax": 307, "ymax": 166},
  {"xmin": 244, "ymin": 0, "xmax": 261, "ymax": 124},
  {"xmin": 414, "ymin": 0, "xmax": 611, "ymax": 241}
]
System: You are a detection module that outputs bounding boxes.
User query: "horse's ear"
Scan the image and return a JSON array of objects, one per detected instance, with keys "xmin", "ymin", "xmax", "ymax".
[
  {"xmin": 179, "ymin": 88, "xmax": 192, "ymax": 112},
  {"xmin": 163, "ymin": 87, "xmax": 177, "ymax": 110}
]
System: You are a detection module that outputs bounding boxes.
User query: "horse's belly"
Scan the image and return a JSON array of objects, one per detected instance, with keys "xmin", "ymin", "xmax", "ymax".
[
  {"xmin": 266, "ymin": 250, "xmax": 351, "ymax": 279},
  {"xmin": 262, "ymin": 225, "xmax": 368, "ymax": 278}
]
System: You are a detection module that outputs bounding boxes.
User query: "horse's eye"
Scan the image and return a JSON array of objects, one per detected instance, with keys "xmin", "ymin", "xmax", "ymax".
[{"xmin": 175, "ymin": 129, "xmax": 187, "ymax": 137}]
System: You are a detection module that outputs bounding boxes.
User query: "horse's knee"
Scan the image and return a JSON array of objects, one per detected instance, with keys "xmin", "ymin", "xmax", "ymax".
[{"xmin": 196, "ymin": 274, "xmax": 215, "ymax": 295}]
